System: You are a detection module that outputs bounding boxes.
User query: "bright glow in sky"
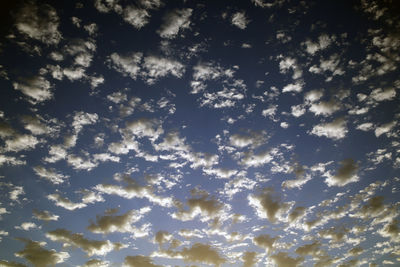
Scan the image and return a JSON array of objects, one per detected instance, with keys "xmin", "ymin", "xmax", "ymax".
[{"xmin": 0, "ymin": 0, "xmax": 399, "ymax": 266}]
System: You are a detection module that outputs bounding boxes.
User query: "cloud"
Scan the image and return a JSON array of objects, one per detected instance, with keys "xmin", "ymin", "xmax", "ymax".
[
  {"xmin": 375, "ymin": 121, "xmax": 396, "ymax": 137},
  {"xmin": 0, "ymin": 260, "xmax": 27, "ymax": 267},
  {"xmin": 242, "ymin": 251, "xmax": 258, "ymax": 267},
  {"xmin": 270, "ymin": 252, "xmax": 303, "ymax": 267},
  {"xmin": 310, "ymin": 117, "xmax": 348, "ymax": 140},
  {"xmin": 303, "ymin": 34, "xmax": 334, "ymax": 55},
  {"xmin": 33, "ymin": 209, "xmax": 59, "ymax": 221},
  {"xmin": 15, "ymin": 222, "xmax": 39, "ymax": 231},
  {"xmin": 33, "ymin": 166, "xmax": 69, "ymax": 184},
  {"xmin": 309, "ymin": 99, "xmax": 341, "ymax": 116},
  {"xmin": 230, "ymin": 130, "xmax": 267, "ymax": 148},
  {"xmin": 72, "ymin": 111, "xmax": 99, "ymax": 133},
  {"xmin": 158, "ymin": 9, "xmax": 193, "ymax": 39},
  {"xmin": 46, "ymin": 229, "xmax": 125, "ymax": 256},
  {"xmin": 108, "ymin": 52, "xmax": 143, "ymax": 79},
  {"xmin": 4, "ymin": 134, "xmax": 38, "ymax": 152},
  {"xmin": 295, "ymin": 241, "xmax": 321, "ymax": 256},
  {"xmin": 13, "ymin": 76, "xmax": 53, "ymax": 104},
  {"xmin": 0, "ymin": 155, "xmax": 26, "ymax": 166},
  {"xmin": 142, "ymin": 56, "xmax": 185, "ymax": 84},
  {"xmin": 325, "ymin": 158, "xmax": 359, "ymax": 187},
  {"xmin": 14, "ymin": 238, "xmax": 69, "ymax": 267},
  {"xmin": 94, "ymin": 176, "xmax": 173, "ymax": 207},
  {"xmin": 14, "ymin": 1, "xmax": 62, "ymax": 44},
  {"xmin": 370, "ymin": 87, "xmax": 397, "ymax": 102},
  {"xmin": 282, "ymin": 81, "xmax": 303, "ymax": 93},
  {"xmin": 180, "ymin": 243, "xmax": 226, "ymax": 266},
  {"xmin": 231, "ymin": 11, "xmax": 250, "ymax": 29},
  {"xmin": 123, "ymin": 6, "xmax": 150, "ymax": 29},
  {"xmin": 253, "ymin": 234, "xmax": 279, "ymax": 253},
  {"xmin": 80, "ymin": 259, "xmax": 110, "ymax": 267},
  {"xmin": 123, "ymin": 255, "xmax": 162, "ymax": 267},
  {"xmin": 47, "ymin": 193, "xmax": 87, "ymax": 210},
  {"xmin": 87, "ymin": 207, "xmax": 151, "ymax": 238},
  {"xmin": 172, "ymin": 188, "xmax": 224, "ymax": 222},
  {"xmin": 248, "ymin": 188, "xmax": 291, "ymax": 223}
]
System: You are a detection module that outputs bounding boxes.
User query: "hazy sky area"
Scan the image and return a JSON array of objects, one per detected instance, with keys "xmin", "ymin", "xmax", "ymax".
[{"xmin": 0, "ymin": 0, "xmax": 399, "ymax": 266}]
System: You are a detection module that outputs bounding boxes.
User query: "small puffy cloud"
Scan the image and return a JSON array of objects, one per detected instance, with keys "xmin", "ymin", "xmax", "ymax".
[
  {"xmin": 15, "ymin": 222, "xmax": 39, "ymax": 231},
  {"xmin": 108, "ymin": 52, "xmax": 143, "ymax": 79},
  {"xmin": 123, "ymin": 6, "xmax": 150, "ymax": 29},
  {"xmin": 279, "ymin": 57, "xmax": 302, "ymax": 79},
  {"xmin": 303, "ymin": 34, "xmax": 334, "ymax": 55},
  {"xmin": 310, "ymin": 117, "xmax": 348, "ymax": 140},
  {"xmin": 305, "ymin": 89, "xmax": 324, "ymax": 103},
  {"xmin": 87, "ymin": 208, "xmax": 151, "ymax": 238},
  {"xmin": 72, "ymin": 111, "xmax": 98, "ymax": 133},
  {"xmin": 4, "ymin": 134, "xmax": 38, "ymax": 152},
  {"xmin": 180, "ymin": 243, "xmax": 226, "ymax": 266},
  {"xmin": 375, "ymin": 121, "xmax": 396, "ymax": 137},
  {"xmin": 291, "ymin": 104, "xmax": 306, "ymax": 117},
  {"xmin": 44, "ymin": 145, "xmax": 67, "ymax": 163},
  {"xmin": 47, "ymin": 193, "xmax": 87, "ymax": 210},
  {"xmin": 172, "ymin": 189, "xmax": 224, "ymax": 222},
  {"xmin": 13, "ymin": 76, "xmax": 53, "ymax": 104},
  {"xmin": 33, "ymin": 166, "xmax": 69, "ymax": 184},
  {"xmin": 158, "ymin": 8, "xmax": 193, "ymax": 39},
  {"xmin": 309, "ymin": 99, "xmax": 341, "ymax": 116},
  {"xmin": 142, "ymin": 56, "xmax": 185, "ymax": 84},
  {"xmin": 378, "ymin": 219, "xmax": 400, "ymax": 242},
  {"xmin": 253, "ymin": 234, "xmax": 279, "ymax": 253},
  {"xmin": 123, "ymin": 255, "xmax": 162, "ymax": 267},
  {"xmin": 325, "ymin": 158, "xmax": 359, "ymax": 187},
  {"xmin": 0, "ymin": 155, "xmax": 26, "ymax": 166},
  {"xmin": 231, "ymin": 11, "xmax": 250, "ymax": 29},
  {"xmin": 230, "ymin": 130, "xmax": 267, "ymax": 149},
  {"xmin": 15, "ymin": 238, "xmax": 69, "ymax": 266},
  {"xmin": 124, "ymin": 118, "xmax": 164, "ymax": 141},
  {"xmin": 14, "ymin": 2, "xmax": 62, "ymax": 44},
  {"xmin": 282, "ymin": 81, "xmax": 304, "ymax": 93},
  {"xmin": 240, "ymin": 149, "xmax": 275, "ymax": 167},
  {"xmin": 370, "ymin": 87, "xmax": 396, "ymax": 102},
  {"xmin": 270, "ymin": 252, "xmax": 303, "ymax": 267},
  {"xmin": 67, "ymin": 154, "xmax": 98, "ymax": 171},
  {"xmin": 248, "ymin": 188, "xmax": 291, "ymax": 223},
  {"xmin": 80, "ymin": 259, "xmax": 110, "ymax": 267},
  {"xmin": 46, "ymin": 229, "xmax": 124, "ymax": 256},
  {"xmin": 356, "ymin": 122, "xmax": 374, "ymax": 131},
  {"xmin": 33, "ymin": 209, "xmax": 59, "ymax": 221},
  {"xmin": 95, "ymin": 177, "xmax": 173, "ymax": 207},
  {"xmin": 20, "ymin": 115, "xmax": 52, "ymax": 135},
  {"xmin": 295, "ymin": 241, "xmax": 321, "ymax": 256},
  {"xmin": 0, "ymin": 260, "xmax": 27, "ymax": 267},
  {"xmin": 9, "ymin": 186, "xmax": 25, "ymax": 202},
  {"xmin": 242, "ymin": 251, "xmax": 258, "ymax": 267}
]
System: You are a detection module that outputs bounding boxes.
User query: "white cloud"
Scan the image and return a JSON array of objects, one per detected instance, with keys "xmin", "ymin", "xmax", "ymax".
[
  {"xmin": 5, "ymin": 134, "xmax": 39, "ymax": 152},
  {"xmin": 33, "ymin": 166, "xmax": 69, "ymax": 184},
  {"xmin": 158, "ymin": 8, "xmax": 193, "ymax": 39},
  {"xmin": 282, "ymin": 81, "xmax": 304, "ymax": 93},
  {"xmin": 123, "ymin": 6, "xmax": 150, "ymax": 29},
  {"xmin": 109, "ymin": 52, "xmax": 143, "ymax": 79},
  {"xmin": 375, "ymin": 121, "xmax": 396, "ymax": 137},
  {"xmin": 370, "ymin": 87, "xmax": 396, "ymax": 102},
  {"xmin": 47, "ymin": 194, "xmax": 87, "ymax": 210},
  {"xmin": 231, "ymin": 11, "xmax": 250, "ymax": 29},
  {"xmin": 46, "ymin": 229, "xmax": 124, "ymax": 256},
  {"xmin": 310, "ymin": 117, "xmax": 348, "ymax": 140},
  {"xmin": 13, "ymin": 76, "xmax": 53, "ymax": 104},
  {"xmin": 15, "ymin": 2, "xmax": 62, "ymax": 44},
  {"xmin": 142, "ymin": 56, "xmax": 185, "ymax": 84},
  {"xmin": 309, "ymin": 100, "xmax": 341, "ymax": 116},
  {"xmin": 15, "ymin": 222, "xmax": 39, "ymax": 231},
  {"xmin": 325, "ymin": 158, "xmax": 359, "ymax": 187}
]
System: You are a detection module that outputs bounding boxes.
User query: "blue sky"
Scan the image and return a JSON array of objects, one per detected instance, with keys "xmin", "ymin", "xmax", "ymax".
[{"xmin": 0, "ymin": 0, "xmax": 399, "ymax": 266}]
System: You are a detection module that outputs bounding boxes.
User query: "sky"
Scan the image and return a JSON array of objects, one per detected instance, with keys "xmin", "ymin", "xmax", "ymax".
[{"xmin": 0, "ymin": 0, "xmax": 399, "ymax": 266}]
